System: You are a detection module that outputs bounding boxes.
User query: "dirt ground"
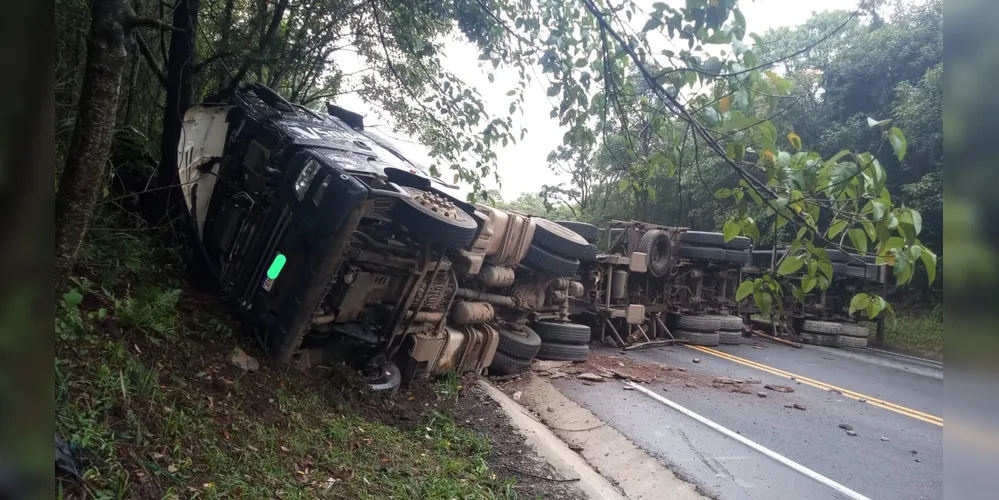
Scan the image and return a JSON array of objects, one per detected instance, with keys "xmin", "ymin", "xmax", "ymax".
[{"xmin": 454, "ymin": 381, "xmax": 586, "ymax": 500}]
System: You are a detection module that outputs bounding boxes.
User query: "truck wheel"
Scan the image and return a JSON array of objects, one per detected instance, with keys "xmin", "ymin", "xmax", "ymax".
[
  {"xmin": 490, "ymin": 351, "xmax": 533, "ymax": 375},
  {"xmin": 679, "ymin": 231, "xmax": 751, "ymax": 250},
  {"xmin": 837, "ymin": 335, "xmax": 869, "ymax": 348},
  {"xmin": 719, "ymin": 330, "xmax": 743, "ymax": 345},
  {"xmin": 393, "ymin": 187, "xmax": 479, "ymax": 248},
  {"xmin": 522, "ymin": 244, "xmax": 580, "ymax": 277},
  {"xmin": 556, "ymin": 221, "xmax": 600, "ymax": 243},
  {"xmin": 537, "ymin": 341, "xmax": 590, "ymax": 361},
  {"xmin": 532, "ymin": 217, "xmax": 589, "ymax": 259},
  {"xmin": 715, "ymin": 315, "xmax": 745, "ymax": 332},
  {"xmin": 639, "ymin": 230, "xmax": 672, "ymax": 277},
  {"xmin": 676, "ymin": 244, "xmax": 726, "ymax": 262},
  {"xmin": 676, "ymin": 315, "xmax": 722, "ymax": 333},
  {"xmin": 497, "ymin": 325, "xmax": 542, "ymax": 360},
  {"xmin": 801, "ymin": 332, "xmax": 838, "ymax": 347},
  {"xmin": 677, "ymin": 330, "xmax": 720, "ymax": 346},
  {"xmin": 801, "ymin": 320, "xmax": 842, "ymax": 335},
  {"xmin": 578, "ymin": 243, "xmax": 598, "ymax": 263},
  {"xmin": 725, "ymin": 249, "xmax": 751, "ymax": 265},
  {"xmin": 533, "ymin": 322, "xmax": 591, "ymax": 345},
  {"xmin": 838, "ymin": 323, "xmax": 870, "ymax": 338}
]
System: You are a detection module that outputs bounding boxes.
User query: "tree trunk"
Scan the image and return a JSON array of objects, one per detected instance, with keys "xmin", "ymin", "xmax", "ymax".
[
  {"xmin": 156, "ymin": 0, "xmax": 200, "ymax": 213},
  {"xmin": 54, "ymin": 0, "xmax": 130, "ymax": 290}
]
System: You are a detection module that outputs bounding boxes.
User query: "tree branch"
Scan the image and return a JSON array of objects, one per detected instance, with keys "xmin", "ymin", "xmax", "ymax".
[{"xmin": 133, "ymin": 33, "xmax": 167, "ymax": 86}]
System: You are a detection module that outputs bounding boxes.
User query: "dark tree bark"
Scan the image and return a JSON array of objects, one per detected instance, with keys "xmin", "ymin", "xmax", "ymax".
[
  {"xmin": 156, "ymin": 0, "xmax": 201, "ymax": 208},
  {"xmin": 54, "ymin": 0, "xmax": 130, "ymax": 290}
]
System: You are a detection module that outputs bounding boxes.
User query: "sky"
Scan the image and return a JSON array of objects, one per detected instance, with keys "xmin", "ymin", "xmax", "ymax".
[{"xmin": 334, "ymin": 0, "xmax": 857, "ymax": 201}]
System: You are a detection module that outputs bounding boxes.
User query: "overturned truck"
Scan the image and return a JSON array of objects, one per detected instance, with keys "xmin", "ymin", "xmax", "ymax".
[{"xmin": 176, "ymin": 83, "xmax": 592, "ymax": 389}]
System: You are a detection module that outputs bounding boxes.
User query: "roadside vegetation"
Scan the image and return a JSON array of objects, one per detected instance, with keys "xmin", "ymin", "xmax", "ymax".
[
  {"xmin": 879, "ymin": 307, "xmax": 943, "ymax": 356},
  {"xmin": 55, "ymin": 215, "xmax": 515, "ymax": 499}
]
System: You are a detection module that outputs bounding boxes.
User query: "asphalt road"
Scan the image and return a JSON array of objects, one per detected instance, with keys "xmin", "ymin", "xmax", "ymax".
[{"xmin": 552, "ymin": 341, "xmax": 943, "ymax": 500}]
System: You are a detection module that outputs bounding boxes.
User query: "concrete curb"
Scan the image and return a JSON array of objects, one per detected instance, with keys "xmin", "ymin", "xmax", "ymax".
[{"xmin": 477, "ymin": 379, "xmax": 628, "ymax": 500}]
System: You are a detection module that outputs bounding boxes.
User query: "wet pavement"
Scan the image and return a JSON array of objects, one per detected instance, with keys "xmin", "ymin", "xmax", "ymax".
[{"xmin": 551, "ymin": 341, "xmax": 943, "ymax": 500}]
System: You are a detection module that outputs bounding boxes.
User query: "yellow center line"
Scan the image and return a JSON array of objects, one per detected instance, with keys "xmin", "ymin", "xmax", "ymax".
[{"xmin": 687, "ymin": 345, "xmax": 944, "ymax": 427}]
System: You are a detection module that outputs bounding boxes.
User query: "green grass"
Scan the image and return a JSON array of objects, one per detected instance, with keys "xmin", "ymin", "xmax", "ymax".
[
  {"xmin": 56, "ymin": 214, "xmax": 517, "ymax": 499},
  {"xmin": 880, "ymin": 307, "xmax": 943, "ymax": 356}
]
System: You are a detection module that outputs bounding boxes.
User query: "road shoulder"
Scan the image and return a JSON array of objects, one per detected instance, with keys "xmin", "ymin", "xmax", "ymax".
[{"xmin": 486, "ymin": 374, "xmax": 708, "ymax": 500}]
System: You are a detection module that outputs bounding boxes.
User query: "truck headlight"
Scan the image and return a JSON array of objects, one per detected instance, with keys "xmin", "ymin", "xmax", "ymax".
[{"xmin": 294, "ymin": 159, "xmax": 320, "ymax": 201}]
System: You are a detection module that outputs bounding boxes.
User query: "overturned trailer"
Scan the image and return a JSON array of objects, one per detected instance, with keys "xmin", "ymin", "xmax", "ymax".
[
  {"xmin": 741, "ymin": 248, "xmax": 888, "ymax": 348},
  {"xmin": 176, "ymin": 83, "xmax": 594, "ymax": 389},
  {"xmin": 573, "ymin": 221, "xmax": 750, "ymax": 348}
]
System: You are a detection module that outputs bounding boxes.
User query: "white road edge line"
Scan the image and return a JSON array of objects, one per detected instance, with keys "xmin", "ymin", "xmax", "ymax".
[{"xmin": 627, "ymin": 382, "xmax": 872, "ymax": 500}]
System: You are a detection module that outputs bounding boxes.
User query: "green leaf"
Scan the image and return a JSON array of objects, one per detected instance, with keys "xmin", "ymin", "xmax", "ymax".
[
  {"xmin": 62, "ymin": 289, "xmax": 83, "ymax": 309},
  {"xmin": 743, "ymin": 220, "xmax": 760, "ymax": 242},
  {"xmin": 754, "ymin": 290, "xmax": 773, "ymax": 316},
  {"xmin": 888, "ymin": 127, "xmax": 907, "ymax": 162},
  {"xmin": 848, "ymin": 229, "xmax": 868, "ymax": 255},
  {"xmin": 777, "ymin": 256, "xmax": 804, "ymax": 275},
  {"xmin": 827, "ymin": 219, "xmax": 849, "ymax": 239},
  {"xmin": 849, "ymin": 293, "xmax": 871, "ymax": 315},
  {"xmin": 898, "ymin": 208, "xmax": 922, "ymax": 235},
  {"xmin": 818, "ymin": 261, "xmax": 834, "ymax": 280},
  {"xmin": 867, "ymin": 117, "xmax": 891, "ymax": 128},
  {"xmin": 792, "ymin": 286, "xmax": 806, "ymax": 303},
  {"xmin": 919, "ymin": 247, "xmax": 937, "ymax": 285},
  {"xmin": 642, "ymin": 18, "xmax": 661, "ymax": 32},
  {"xmin": 802, "ymin": 275, "xmax": 817, "ymax": 293},
  {"xmin": 736, "ymin": 280, "xmax": 755, "ymax": 302},
  {"xmin": 786, "ymin": 132, "xmax": 802, "ymax": 150},
  {"xmin": 722, "ymin": 220, "xmax": 741, "ymax": 242}
]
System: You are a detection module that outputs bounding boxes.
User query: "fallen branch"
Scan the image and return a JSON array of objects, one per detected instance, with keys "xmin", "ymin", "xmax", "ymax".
[
  {"xmin": 751, "ymin": 329, "xmax": 802, "ymax": 349},
  {"xmin": 624, "ymin": 338, "xmax": 689, "ymax": 351},
  {"xmin": 496, "ymin": 464, "xmax": 581, "ymax": 483}
]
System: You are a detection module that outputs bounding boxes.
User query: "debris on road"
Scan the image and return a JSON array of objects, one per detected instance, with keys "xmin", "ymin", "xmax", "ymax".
[
  {"xmin": 692, "ymin": 358, "xmax": 702, "ymax": 364},
  {"xmin": 792, "ymin": 404, "xmax": 806, "ymax": 411},
  {"xmin": 839, "ymin": 424, "xmax": 854, "ymax": 431},
  {"xmin": 881, "ymin": 436, "xmax": 890, "ymax": 442},
  {"xmin": 828, "ymin": 388, "xmax": 842, "ymax": 395},
  {"xmin": 730, "ymin": 387, "xmax": 754, "ymax": 395},
  {"xmin": 229, "ymin": 348, "xmax": 259, "ymax": 371},
  {"xmin": 713, "ymin": 377, "xmax": 740, "ymax": 385},
  {"xmin": 676, "ymin": 367, "xmax": 687, "ymax": 372},
  {"xmin": 685, "ymin": 382, "xmax": 697, "ymax": 388},
  {"xmin": 764, "ymin": 384, "xmax": 795, "ymax": 393},
  {"xmin": 859, "ymin": 398, "xmax": 868, "ymax": 403},
  {"xmin": 757, "ymin": 392, "xmax": 767, "ymax": 398},
  {"xmin": 623, "ymin": 386, "xmax": 634, "ymax": 391},
  {"xmin": 513, "ymin": 391, "xmax": 522, "ymax": 401},
  {"xmin": 568, "ymin": 443, "xmax": 584, "ymax": 452},
  {"xmin": 847, "ymin": 431, "xmax": 858, "ymax": 437},
  {"xmin": 576, "ymin": 373, "xmax": 605, "ymax": 382}
]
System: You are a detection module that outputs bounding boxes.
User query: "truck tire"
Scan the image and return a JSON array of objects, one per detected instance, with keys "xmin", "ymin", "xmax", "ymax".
[
  {"xmin": 719, "ymin": 330, "xmax": 743, "ymax": 345},
  {"xmin": 679, "ymin": 231, "xmax": 751, "ymax": 250},
  {"xmin": 677, "ymin": 330, "xmax": 720, "ymax": 346},
  {"xmin": 676, "ymin": 315, "xmax": 722, "ymax": 333},
  {"xmin": 801, "ymin": 320, "xmax": 842, "ymax": 335},
  {"xmin": 639, "ymin": 230, "xmax": 673, "ymax": 277},
  {"xmin": 522, "ymin": 244, "xmax": 580, "ymax": 277},
  {"xmin": 725, "ymin": 249, "xmax": 751, "ymax": 265},
  {"xmin": 533, "ymin": 321, "xmax": 591, "ymax": 345},
  {"xmin": 838, "ymin": 322, "xmax": 870, "ymax": 338},
  {"xmin": 497, "ymin": 325, "xmax": 542, "ymax": 360},
  {"xmin": 532, "ymin": 217, "xmax": 589, "ymax": 259},
  {"xmin": 556, "ymin": 221, "xmax": 600, "ymax": 243},
  {"xmin": 837, "ymin": 335, "xmax": 869, "ymax": 349},
  {"xmin": 578, "ymin": 243, "xmax": 598, "ymax": 263},
  {"xmin": 537, "ymin": 342, "xmax": 590, "ymax": 361},
  {"xmin": 676, "ymin": 244, "xmax": 726, "ymax": 262},
  {"xmin": 716, "ymin": 315, "xmax": 745, "ymax": 332},
  {"xmin": 801, "ymin": 332, "xmax": 838, "ymax": 347},
  {"xmin": 490, "ymin": 351, "xmax": 533, "ymax": 375},
  {"xmin": 393, "ymin": 187, "xmax": 479, "ymax": 248}
]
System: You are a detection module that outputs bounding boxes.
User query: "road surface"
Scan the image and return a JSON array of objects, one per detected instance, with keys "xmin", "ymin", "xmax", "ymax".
[{"xmin": 551, "ymin": 341, "xmax": 943, "ymax": 500}]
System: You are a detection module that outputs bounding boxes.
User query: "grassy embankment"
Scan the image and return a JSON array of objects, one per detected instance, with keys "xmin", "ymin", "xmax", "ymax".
[{"xmin": 55, "ymin": 213, "xmax": 515, "ymax": 499}]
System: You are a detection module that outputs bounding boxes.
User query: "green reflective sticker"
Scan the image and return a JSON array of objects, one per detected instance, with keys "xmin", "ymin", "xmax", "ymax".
[{"xmin": 267, "ymin": 253, "xmax": 287, "ymax": 280}]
